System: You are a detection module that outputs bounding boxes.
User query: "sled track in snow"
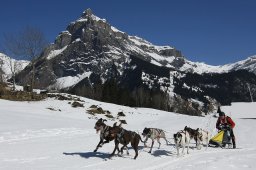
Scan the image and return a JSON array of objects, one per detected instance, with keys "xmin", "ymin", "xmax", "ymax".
[{"xmin": 140, "ymin": 147, "xmax": 256, "ymax": 170}]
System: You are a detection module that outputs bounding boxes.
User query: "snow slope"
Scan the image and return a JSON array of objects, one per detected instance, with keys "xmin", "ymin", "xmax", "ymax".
[
  {"xmin": 0, "ymin": 95, "xmax": 256, "ymax": 170},
  {"xmin": 0, "ymin": 53, "xmax": 29, "ymax": 80}
]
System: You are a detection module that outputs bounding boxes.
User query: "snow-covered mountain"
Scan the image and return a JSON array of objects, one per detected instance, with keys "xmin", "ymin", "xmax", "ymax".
[
  {"xmin": 224, "ymin": 55, "xmax": 256, "ymax": 74},
  {"xmin": 180, "ymin": 55, "xmax": 256, "ymax": 74},
  {"xmin": 15, "ymin": 9, "xmax": 256, "ymax": 115},
  {"xmin": 16, "ymin": 9, "xmax": 183, "ymax": 88},
  {"xmin": 0, "ymin": 53, "xmax": 29, "ymax": 81},
  {"xmin": 1, "ymin": 95, "xmax": 256, "ymax": 170}
]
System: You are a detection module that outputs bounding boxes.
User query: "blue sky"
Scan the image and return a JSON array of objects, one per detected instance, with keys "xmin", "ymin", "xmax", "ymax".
[{"xmin": 0, "ymin": 0, "xmax": 255, "ymax": 65}]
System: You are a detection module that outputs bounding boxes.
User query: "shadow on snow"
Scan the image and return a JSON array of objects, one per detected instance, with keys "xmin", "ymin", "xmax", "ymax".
[
  {"xmin": 63, "ymin": 146, "xmax": 175, "ymax": 159},
  {"xmin": 63, "ymin": 151, "xmax": 110, "ymax": 159},
  {"xmin": 151, "ymin": 149, "xmax": 174, "ymax": 157}
]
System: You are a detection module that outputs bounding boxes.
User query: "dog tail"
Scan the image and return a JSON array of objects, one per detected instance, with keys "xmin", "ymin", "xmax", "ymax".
[{"xmin": 138, "ymin": 134, "xmax": 144, "ymax": 143}]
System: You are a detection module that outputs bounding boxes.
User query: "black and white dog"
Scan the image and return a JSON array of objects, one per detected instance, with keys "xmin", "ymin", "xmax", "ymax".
[
  {"xmin": 142, "ymin": 128, "xmax": 169, "ymax": 153},
  {"xmin": 93, "ymin": 118, "xmax": 115, "ymax": 152},
  {"xmin": 197, "ymin": 128, "xmax": 210, "ymax": 150},
  {"xmin": 173, "ymin": 130, "xmax": 190, "ymax": 156},
  {"xmin": 184, "ymin": 126, "xmax": 199, "ymax": 148},
  {"xmin": 184, "ymin": 126, "xmax": 210, "ymax": 150}
]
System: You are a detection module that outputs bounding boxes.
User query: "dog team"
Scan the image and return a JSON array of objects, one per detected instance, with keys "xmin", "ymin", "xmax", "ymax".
[{"xmin": 93, "ymin": 118, "xmax": 210, "ymax": 159}]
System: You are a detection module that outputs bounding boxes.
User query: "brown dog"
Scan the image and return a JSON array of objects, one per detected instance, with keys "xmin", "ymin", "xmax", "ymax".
[
  {"xmin": 93, "ymin": 118, "xmax": 115, "ymax": 152},
  {"xmin": 108, "ymin": 123, "xmax": 143, "ymax": 159}
]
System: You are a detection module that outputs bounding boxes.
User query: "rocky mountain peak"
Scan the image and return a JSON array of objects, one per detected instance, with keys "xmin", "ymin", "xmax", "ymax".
[
  {"xmin": 14, "ymin": 9, "xmax": 256, "ymax": 116},
  {"xmin": 82, "ymin": 8, "xmax": 93, "ymax": 17}
]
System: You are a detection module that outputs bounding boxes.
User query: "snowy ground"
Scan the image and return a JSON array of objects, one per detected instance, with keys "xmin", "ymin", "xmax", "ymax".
[{"xmin": 0, "ymin": 95, "xmax": 256, "ymax": 170}]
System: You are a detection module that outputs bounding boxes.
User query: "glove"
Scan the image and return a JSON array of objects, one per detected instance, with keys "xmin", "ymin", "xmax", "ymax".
[
  {"xmin": 218, "ymin": 125, "xmax": 224, "ymax": 130},
  {"xmin": 224, "ymin": 123, "xmax": 231, "ymax": 129}
]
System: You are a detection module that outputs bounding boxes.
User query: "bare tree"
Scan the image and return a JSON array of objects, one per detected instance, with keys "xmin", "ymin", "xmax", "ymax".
[
  {"xmin": 247, "ymin": 83, "xmax": 254, "ymax": 102},
  {"xmin": 8, "ymin": 58, "xmax": 21, "ymax": 90},
  {"xmin": 3, "ymin": 26, "xmax": 47, "ymax": 90},
  {"xmin": 0, "ymin": 59, "xmax": 3, "ymax": 83}
]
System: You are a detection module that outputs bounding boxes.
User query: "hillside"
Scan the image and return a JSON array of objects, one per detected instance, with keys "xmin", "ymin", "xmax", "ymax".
[{"xmin": 0, "ymin": 95, "xmax": 256, "ymax": 170}]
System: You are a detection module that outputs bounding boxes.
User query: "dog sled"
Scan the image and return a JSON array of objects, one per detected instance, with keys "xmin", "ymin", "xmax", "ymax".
[{"xmin": 209, "ymin": 125, "xmax": 233, "ymax": 148}]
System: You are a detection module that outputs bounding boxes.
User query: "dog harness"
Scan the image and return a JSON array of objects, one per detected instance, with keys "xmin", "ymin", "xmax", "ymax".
[
  {"xmin": 101, "ymin": 125, "xmax": 110, "ymax": 139},
  {"xmin": 149, "ymin": 128, "xmax": 163, "ymax": 138},
  {"xmin": 117, "ymin": 128, "xmax": 125, "ymax": 142}
]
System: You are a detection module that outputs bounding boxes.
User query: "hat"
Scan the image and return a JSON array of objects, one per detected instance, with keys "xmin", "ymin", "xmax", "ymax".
[
  {"xmin": 219, "ymin": 111, "xmax": 225, "ymax": 117},
  {"xmin": 217, "ymin": 106, "xmax": 221, "ymax": 113},
  {"xmin": 217, "ymin": 106, "xmax": 225, "ymax": 116}
]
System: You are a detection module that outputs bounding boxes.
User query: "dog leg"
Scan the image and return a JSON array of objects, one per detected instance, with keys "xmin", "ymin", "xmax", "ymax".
[
  {"xmin": 157, "ymin": 138, "xmax": 161, "ymax": 149},
  {"xmin": 134, "ymin": 145, "xmax": 138, "ymax": 159},
  {"xmin": 144, "ymin": 137, "xmax": 149, "ymax": 147},
  {"xmin": 176, "ymin": 144, "xmax": 180, "ymax": 156},
  {"xmin": 182, "ymin": 144, "xmax": 185, "ymax": 155},
  {"xmin": 206, "ymin": 138, "xmax": 209, "ymax": 150},
  {"xmin": 196, "ymin": 137, "xmax": 201, "ymax": 150},
  {"xmin": 149, "ymin": 140, "xmax": 154, "ymax": 153},
  {"xmin": 110, "ymin": 140, "xmax": 119, "ymax": 156},
  {"xmin": 121, "ymin": 144, "xmax": 128, "ymax": 155},
  {"xmin": 102, "ymin": 140, "xmax": 110, "ymax": 145},
  {"xmin": 116, "ymin": 144, "xmax": 121, "ymax": 154},
  {"xmin": 186, "ymin": 140, "xmax": 190, "ymax": 154},
  {"xmin": 120, "ymin": 145, "xmax": 124, "ymax": 155},
  {"xmin": 195, "ymin": 137, "xmax": 198, "ymax": 149},
  {"xmin": 197, "ymin": 142, "xmax": 202, "ymax": 150},
  {"xmin": 126, "ymin": 146, "xmax": 129, "ymax": 155},
  {"xmin": 94, "ymin": 139, "xmax": 103, "ymax": 152},
  {"xmin": 164, "ymin": 137, "xmax": 169, "ymax": 145}
]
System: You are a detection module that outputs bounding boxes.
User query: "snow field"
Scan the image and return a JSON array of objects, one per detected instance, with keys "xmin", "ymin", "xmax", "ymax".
[{"xmin": 0, "ymin": 97, "xmax": 256, "ymax": 170}]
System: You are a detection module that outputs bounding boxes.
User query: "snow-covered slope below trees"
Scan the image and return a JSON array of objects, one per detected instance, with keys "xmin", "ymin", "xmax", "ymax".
[{"xmin": 0, "ymin": 95, "xmax": 256, "ymax": 170}]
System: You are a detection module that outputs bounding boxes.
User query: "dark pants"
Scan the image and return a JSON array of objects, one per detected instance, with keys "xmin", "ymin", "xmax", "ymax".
[{"xmin": 230, "ymin": 128, "xmax": 236, "ymax": 148}]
